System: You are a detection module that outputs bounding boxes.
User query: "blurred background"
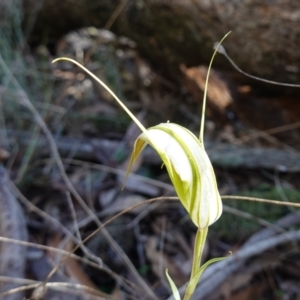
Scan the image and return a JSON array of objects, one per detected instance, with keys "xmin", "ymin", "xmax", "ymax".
[{"xmin": 1, "ymin": 0, "xmax": 300, "ymax": 299}]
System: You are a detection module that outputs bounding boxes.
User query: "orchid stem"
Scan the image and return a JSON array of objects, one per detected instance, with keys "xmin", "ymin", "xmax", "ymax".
[{"xmin": 183, "ymin": 227, "xmax": 208, "ymax": 300}]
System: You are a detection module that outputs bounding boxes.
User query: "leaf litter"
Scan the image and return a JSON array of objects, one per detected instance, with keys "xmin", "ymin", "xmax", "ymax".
[{"xmin": 1, "ymin": 25, "xmax": 300, "ymax": 300}]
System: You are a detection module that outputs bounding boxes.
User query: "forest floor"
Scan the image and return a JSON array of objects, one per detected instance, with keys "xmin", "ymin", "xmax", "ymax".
[{"xmin": 1, "ymin": 17, "xmax": 300, "ymax": 300}]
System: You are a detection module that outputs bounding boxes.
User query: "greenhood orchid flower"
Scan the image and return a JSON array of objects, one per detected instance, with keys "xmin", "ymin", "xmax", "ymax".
[
  {"xmin": 53, "ymin": 58, "xmax": 222, "ymax": 231},
  {"xmin": 127, "ymin": 122, "xmax": 222, "ymax": 229}
]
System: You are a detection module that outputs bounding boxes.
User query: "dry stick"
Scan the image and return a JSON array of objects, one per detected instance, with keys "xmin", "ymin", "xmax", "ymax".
[
  {"xmin": 241, "ymin": 128, "xmax": 298, "ymax": 155},
  {"xmin": 215, "ymin": 44, "xmax": 300, "ymax": 88},
  {"xmin": 66, "ymin": 200, "xmax": 286, "ymax": 250},
  {"xmin": 0, "ymin": 283, "xmax": 44, "ymax": 298},
  {"xmin": 0, "ymin": 54, "xmax": 158, "ymax": 300},
  {"xmin": 0, "ymin": 280, "xmax": 107, "ymax": 299}
]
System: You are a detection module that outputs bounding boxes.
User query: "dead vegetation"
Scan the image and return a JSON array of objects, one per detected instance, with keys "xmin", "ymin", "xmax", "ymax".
[{"xmin": 1, "ymin": 3, "xmax": 300, "ymax": 300}]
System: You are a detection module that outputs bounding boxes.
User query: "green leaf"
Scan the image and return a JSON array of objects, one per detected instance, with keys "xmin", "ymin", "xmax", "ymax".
[
  {"xmin": 189, "ymin": 255, "xmax": 229, "ymax": 289},
  {"xmin": 166, "ymin": 269, "xmax": 181, "ymax": 300}
]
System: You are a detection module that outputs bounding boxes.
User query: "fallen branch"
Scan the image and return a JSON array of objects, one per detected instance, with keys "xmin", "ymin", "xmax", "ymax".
[{"xmin": 2, "ymin": 129, "xmax": 300, "ymax": 171}]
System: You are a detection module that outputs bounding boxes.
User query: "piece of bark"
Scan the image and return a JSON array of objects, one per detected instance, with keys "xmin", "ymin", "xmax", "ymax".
[{"xmin": 0, "ymin": 165, "xmax": 28, "ymax": 300}]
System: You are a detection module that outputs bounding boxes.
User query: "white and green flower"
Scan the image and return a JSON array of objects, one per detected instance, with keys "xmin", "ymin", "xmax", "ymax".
[{"xmin": 127, "ymin": 122, "xmax": 222, "ymax": 229}]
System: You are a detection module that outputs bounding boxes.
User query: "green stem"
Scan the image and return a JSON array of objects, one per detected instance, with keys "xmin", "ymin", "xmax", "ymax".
[{"xmin": 183, "ymin": 227, "xmax": 208, "ymax": 300}]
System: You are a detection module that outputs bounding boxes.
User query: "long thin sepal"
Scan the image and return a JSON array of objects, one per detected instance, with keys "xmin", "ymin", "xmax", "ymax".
[
  {"xmin": 199, "ymin": 31, "xmax": 231, "ymax": 143},
  {"xmin": 52, "ymin": 57, "xmax": 148, "ymax": 135}
]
